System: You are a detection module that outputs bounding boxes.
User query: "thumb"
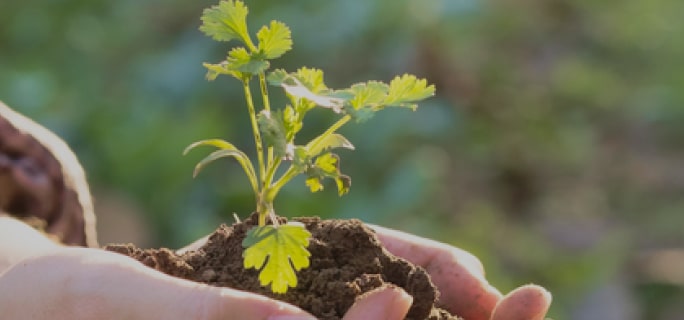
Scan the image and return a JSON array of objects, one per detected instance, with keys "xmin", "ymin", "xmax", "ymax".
[
  {"xmin": 490, "ymin": 284, "xmax": 552, "ymax": 320},
  {"xmin": 343, "ymin": 285, "xmax": 413, "ymax": 320},
  {"xmin": 177, "ymin": 282, "xmax": 318, "ymax": 320}
]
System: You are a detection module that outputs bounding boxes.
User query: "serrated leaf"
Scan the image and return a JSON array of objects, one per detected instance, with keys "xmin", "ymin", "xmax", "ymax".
[
  {"xmin": 199, "ymin": 0, "xmax": 251, "ymax": 44},
  {"xmin": 343, "ymin": 105, "xmax": 375, "ymax": 123},
  {"xmin": 227, "ymin": 47, "xmax": 269, "ymax": 75},
  {"xmin": 384, "ymin": 74, "xmax": 436, "ymax": 110},
  {"xmin": 242, "ymin": 223, "xmax": 312, "ymax": 294},
  {"xmin": 258, "ymin": 110, "xmax": 288, "ymax": 158},
  {"xmin": 294, "ymin": 67, "xmax": 328, "ymax": 94},
  {"xmin": 203, "ymin": 62, "xmax": 240, "ymax": 81},
  {"xmin": 347, "ymin": 81, "xmax": 389, "ymax": 110},
  {"xmin": 305, "ymin": 153, "xmax": 351, "ymax": 196},
  {"xmin": 266, "ymin": 69, "xmax": 289, "ymax": 86},
  {"xmin": 257, "ymin": 20, "xmax": 292, "ymax": 59},
  {"xmin": 283, "ymin": 105, "xmax": 302, "ymax": 141},
  {"xmin": 314, "ymin": 152, "xmax": 338, "ymax": 174},
  {"xmin": 305, "ymin": 177, "xmax": 324, "ymax": 192},
  {"xmin": 282, "ymin": 79, "xmax": 344, "ymax": 111},
  {"xmin": 306, "ymin": 133, "xmax": 354, "ymax": 158},
  {"xmin": 184, "ymin": 139, "xmax": 258, "ymax": 194},
  {"xmin": 267, "ymin": 69, "xmax": 342, "ymax": 111},
  {"xmin": 268, "ymin": 68, "xmax": 328, "ymax": 94}
]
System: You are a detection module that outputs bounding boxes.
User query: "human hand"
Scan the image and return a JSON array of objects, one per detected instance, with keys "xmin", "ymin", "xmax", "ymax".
[
  {"xmin": 179, "ymin": 225, "xmax": 550, "ymax": 320},
  {"xmin": 0, "ymin": 237, "xmax": 408, "ymax": 320},
  {"xmin": 371, "ymin": 225, "xmax": 552, "ymax": 320}
]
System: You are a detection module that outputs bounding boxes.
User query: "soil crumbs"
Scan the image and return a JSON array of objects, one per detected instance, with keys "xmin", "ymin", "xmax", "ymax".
[{"xmin": 105, "ymin": 215, "xmax": 460, "ymax": 320}]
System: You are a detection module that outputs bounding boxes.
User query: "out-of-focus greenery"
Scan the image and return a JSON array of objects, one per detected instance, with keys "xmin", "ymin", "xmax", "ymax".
[{"xmin": 2, "ymin": 0, "xmax": 683, "ymax": 318}]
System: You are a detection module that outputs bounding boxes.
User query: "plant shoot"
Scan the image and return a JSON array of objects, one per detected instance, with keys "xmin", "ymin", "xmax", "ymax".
[{"xmin": 185, "ymin": 0, "xmax": 435, "ymax": 294}]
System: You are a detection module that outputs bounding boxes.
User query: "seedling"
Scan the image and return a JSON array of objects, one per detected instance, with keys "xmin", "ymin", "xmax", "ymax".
[{"xmin": 185, "ymin": 0, "xmax": 435, "ymax": 294}]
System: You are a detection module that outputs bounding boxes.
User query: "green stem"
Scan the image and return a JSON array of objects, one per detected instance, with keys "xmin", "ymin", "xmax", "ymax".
[
  {"xmin": 309, "ymin": 114, "xmax": 351, "ymax": 152},
  {"xmin": 264, "ymin": 157, "xmax": 282, "ymax": 188},
  {"xmin": 243, "ymin": 34, "xmax": 258, "ymax": 53},
  {"xmin": 258, "ymin": 73, "xmax": 271, "ymax": 111},
  {"xmin": 259, "ymin": 72, "xmax": 275, "ymax": 168},
  {"xmin": 264, "ymin": 165, "xmax": 299, "ymax": 206},
  {"xmin": 242, "ymin": 80, "xmax": 266, "ymax": 192}
]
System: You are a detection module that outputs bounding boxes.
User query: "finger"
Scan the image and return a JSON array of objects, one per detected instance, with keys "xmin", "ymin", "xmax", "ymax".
[
  {"xmin": 371, "ymin": 225, "xmax": 502, "ymax": 320},
  {"xmin": 200, "ymin": 286, "xmax": 316, "ymax": 320},
  {"xmin": 490, "ymin": 284, "xmax": 552, "ymax": 320},
  {"xmin": 371, "ymin": 225, "xmax": 484, "ymax": 275},
  {"xmin": 343, "ymin": 285, "xmax": 413, "ymax": 320}
]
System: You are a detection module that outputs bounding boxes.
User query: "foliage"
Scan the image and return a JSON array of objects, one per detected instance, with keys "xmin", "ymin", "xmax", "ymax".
[
  {"xmin": 184, "ymin": 0, "xmax": 434, "ymax": 293},
  {"xmin": 242, "ymin": 223, "xmax": 311, "ymax": 294}
]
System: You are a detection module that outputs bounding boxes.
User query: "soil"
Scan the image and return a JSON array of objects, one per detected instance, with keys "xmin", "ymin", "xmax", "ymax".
[{"xmin": 105, "ymin": 213, "xmax": 461, "ymax": 320}]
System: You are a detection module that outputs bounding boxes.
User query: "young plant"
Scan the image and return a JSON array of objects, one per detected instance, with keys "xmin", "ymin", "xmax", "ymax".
[{"xmin": 185, "ymin": 0, "xmax": 435, "ymax": 294}]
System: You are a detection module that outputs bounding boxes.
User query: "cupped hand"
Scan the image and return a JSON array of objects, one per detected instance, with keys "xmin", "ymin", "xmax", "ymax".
[
  {"xmin": 0, "ymin": 225, "xmax": 409, "ymax": 320},
  {"xmin": 372, "ymin": 225, "xmax": 552, "ymax": 320}
]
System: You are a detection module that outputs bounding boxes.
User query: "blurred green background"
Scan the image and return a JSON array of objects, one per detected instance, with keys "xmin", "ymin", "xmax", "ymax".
[{"xmin": 2, "ymin": 0, "xmax": 683, "ymax": 318}]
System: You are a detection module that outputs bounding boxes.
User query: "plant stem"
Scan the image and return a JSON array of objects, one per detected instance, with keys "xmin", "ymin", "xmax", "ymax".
[
  {"xmin": 264, "ymin": 157, "xmax": 282, "ymax": 188},
  {"xmin": 264, "ymin": 165, "xmax": 299, "ymax": 205},
  {"xmin": 309, "ymin": 114, "xmax": 351, "ymax": 152},
  {"xmin": 242, "ymin": 80, "xmax": 266, "ymax": 194},
  {"xmin": 259, "ymin": 72, "xmax": 275, "ymax": 169}
]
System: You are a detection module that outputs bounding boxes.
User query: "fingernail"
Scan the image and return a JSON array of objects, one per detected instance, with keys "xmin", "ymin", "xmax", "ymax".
[{"xmin": 268, "ymin": 315, "xmax": 317, "ymax": 320}]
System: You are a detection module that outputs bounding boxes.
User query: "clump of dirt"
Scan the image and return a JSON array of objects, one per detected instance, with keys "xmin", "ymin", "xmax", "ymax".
[{"xmin": 105, "ymin": 214, "xmax": 460, "ymax": 320}]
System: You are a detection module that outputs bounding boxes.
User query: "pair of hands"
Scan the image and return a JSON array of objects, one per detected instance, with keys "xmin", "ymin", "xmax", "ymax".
[
  {"xmin": 0, "ymin": 103, "xmax": 551, "ymax": 319},
  {"xmin": 0, "ymin": 216, "xmax": 551, "ymax": 320}
]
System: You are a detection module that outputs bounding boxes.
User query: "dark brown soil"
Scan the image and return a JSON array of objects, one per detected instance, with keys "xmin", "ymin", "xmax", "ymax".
[{"xmin": 105, "ymin": 214, "xmax": 460, "ymax": 320}]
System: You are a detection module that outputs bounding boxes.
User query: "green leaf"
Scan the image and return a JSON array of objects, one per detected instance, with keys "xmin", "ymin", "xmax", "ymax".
[
  {"xmin": 384, "ymin": 74, "xmax": 436, "ymax": 110},
  {"xmin": 203, "ymin": 62, "xmax": 240, "ymax": 81},
  {"xmin": 305, "ymin": 153, "xmax": 352, "ymax": 196},
  {"xmin": 343, "ymin": 105, "xmax": 375, "ymax": 123},
  {"xmin": 282, "ymin": 105, "xmax": 302, "ymax": 141},
  {"xmin": 227, "ymin": 47, "xmax": 269, "ymax": 75},
  {"xmin": 267, "ymin": 68, "xmax": 342, "ymax": 112},
  {"xmin": 268, "ymin": 68, "xmax": 328, "ymax": 94},
  {"xmin": 266, "ymin": 69, "xmax": 288, "ymax": 86},
  {"xmin": 199, "ymin": 0, "xmax": 251, "ymax": 45},
  {"xmin": 305, "ymin": 177, "xmax": 324, "ymax": 192},
  {"xmin": 258, "ymin": 111, "xmax": 288, "ymax": 158},
  {"xmin": 257, "ymin": 21, "xmax": 292, "ymax": 59},
  {"xmin": 347, "ymin": 81, "xmax": 389, "ymax": 110},
  {"xmin": 314, "ymin": 152, "xmax": 338, "ymax": 174},
  {"xmin": 184, "ymin": 139, "xmax": 258, "ymax": 194},
  {"xmin": 306, "ymin": 133, "xmax": 354, "ymax": 158},
  {"xmin": 243, "ymin": 223, "xmax": 312, "ymax": 294},
  {"xmin": 294, "ymin": 67, "xmax": 328, "ymax": 94},
  {"xmin": 282, "ymin": 78, "xmax": 342, "ymax": 111},
  {"xmin": 292, "ymin": 146, "xmax": 309, "ymax": 172}
]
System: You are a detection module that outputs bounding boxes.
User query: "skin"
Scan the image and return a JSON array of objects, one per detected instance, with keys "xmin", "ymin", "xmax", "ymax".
[{"xmin": 372, "ymin": 225, "xmax": 552, "ymax": 320}]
